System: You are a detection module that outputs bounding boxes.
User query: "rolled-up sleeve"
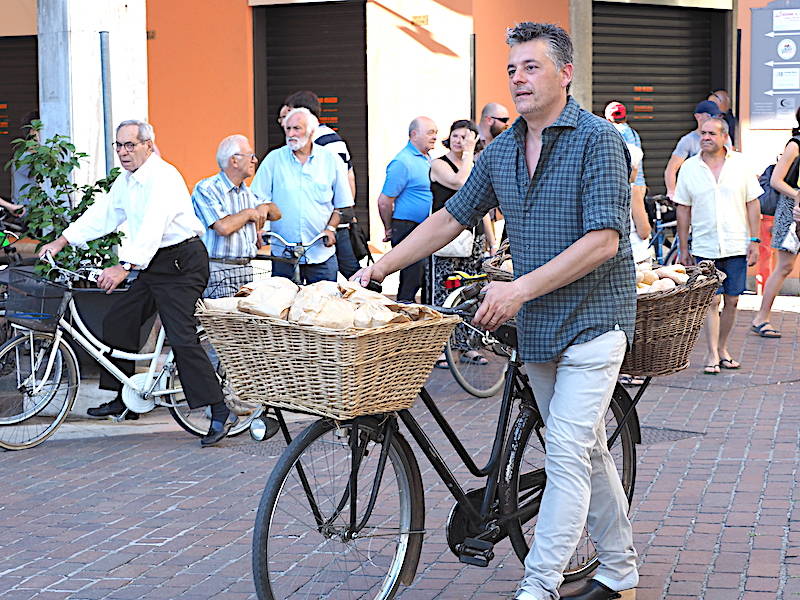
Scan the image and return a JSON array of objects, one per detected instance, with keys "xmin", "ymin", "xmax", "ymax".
[
  {"xmin": 191, "ymin": 183, "xmax": 227, "ymax": 229},
  {"xmin": 380, "ymin": 159, "xmax": 408, "ymax": 198},
  {"xmin": 445, "ymin": 151, "xmax": 498, "ymax": 228},
  {"xmin": 332, "ymin": 156, "xmax": 354, "ymax": 209},
  {"xmin": 581, "ymin": 128, "xmax": 630, "ymax": 237}
]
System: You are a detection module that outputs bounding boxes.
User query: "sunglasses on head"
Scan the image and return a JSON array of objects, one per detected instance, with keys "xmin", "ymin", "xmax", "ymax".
[{"xmin": 491, "ymin": 116, "xmax": 510, "ymax": 123}]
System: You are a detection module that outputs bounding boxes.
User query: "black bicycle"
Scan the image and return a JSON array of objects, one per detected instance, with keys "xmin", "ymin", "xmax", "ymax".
[{"xmin": 250, "ymin": 285, "xmax": 646, "ymax": 599}]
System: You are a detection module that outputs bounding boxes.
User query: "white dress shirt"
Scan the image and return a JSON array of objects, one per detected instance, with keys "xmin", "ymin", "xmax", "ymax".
[
  {"xmin": 673, "ymin": 150, "xmax": 763, "ymax": 259},
  {"xmin": 63, "ymin": 154, "xmax": 205, "ymax": 269}
]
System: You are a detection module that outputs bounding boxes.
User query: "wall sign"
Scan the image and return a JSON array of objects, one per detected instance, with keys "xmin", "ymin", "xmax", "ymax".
[{"xmin": 751, "ymin": 0, "xmax": 800, "ymax": 129}]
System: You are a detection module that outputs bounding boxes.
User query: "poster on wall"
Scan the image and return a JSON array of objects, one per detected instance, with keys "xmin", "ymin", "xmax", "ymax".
[{"xmin": 751, "ymin": 0, "xmax": 800, "ymax": 129}]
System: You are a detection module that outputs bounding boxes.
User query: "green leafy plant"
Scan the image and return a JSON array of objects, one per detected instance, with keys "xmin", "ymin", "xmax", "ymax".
[{"xmin": 7, "ymin": 121, "xmax": 123, "ymax": 277}]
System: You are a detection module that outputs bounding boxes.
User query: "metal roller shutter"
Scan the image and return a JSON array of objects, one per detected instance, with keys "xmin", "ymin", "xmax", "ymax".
[
  {"xmin": 592, "ymin": 2, "xmax": 725, "ymax": 195},
  {"xmin": 0, "ymin": 36, "xmax": 38, "ymax": 199},
  {"xmin": 254, "ymin": 1, "xmax": 369, "ymax": 226}
]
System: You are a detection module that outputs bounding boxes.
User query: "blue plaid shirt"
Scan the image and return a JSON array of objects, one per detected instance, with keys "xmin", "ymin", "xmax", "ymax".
[
  {"xmin": 446, "ymin": 97, "xmax": 636, "ymax": 363},
  {"xmin": 192, "ymin": 171, "xmax": 261, "ymax": 259}
]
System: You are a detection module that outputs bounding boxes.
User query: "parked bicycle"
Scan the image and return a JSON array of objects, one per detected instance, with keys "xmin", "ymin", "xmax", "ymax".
[
  {"xmin": 647, "ymin": 194, "xmax": 682, "ymax": 266},
  {"xmin": 249, "ymin": 286, "xmax": 646, "ymax": 599},
  {"xmin": 0, "ymin": 256, "xmax": 263, "ymax": 450}
]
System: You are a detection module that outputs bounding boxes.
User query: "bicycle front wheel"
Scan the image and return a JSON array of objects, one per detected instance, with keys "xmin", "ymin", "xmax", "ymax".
[
  {"xmin": 253, "ymin": 416, "xmax": 425, "ymax": 600},
  {"xmin": 166, "ymin": 332, "xmax": 260, "ymax": 437},
  {"xmin": 443, "ymin": 287, "xmax": 508, "ymax": 397},
  {"xmin": 0, "ymin": 331, "xmax": 79, "ymax": 450},
  {"xmin": 499, "ymin": 384, "xmax": 637, "ymax": 582}
]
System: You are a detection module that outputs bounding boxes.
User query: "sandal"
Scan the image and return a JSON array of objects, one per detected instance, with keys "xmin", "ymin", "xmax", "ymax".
[
  {"xmin": 619, "ymin": 374, "xmax": 646, "ymax": 386},
  {"xmin": 460, "ymin": 351, "xmax": 488, "ymax": 365},
  {"xmin": 434, "ymin": 357, "xmax": 450, "ymax": 369},
  {"xmin": 719, "ymin": 358, "xmax": 741, "ymax": 370},
  {"xmin": 751, "ymin": 322, "xmax": 782, "ymax": 338},
  {"xmin": 703, "ymin": 364, "xmax": 720, "ymax": 375}
]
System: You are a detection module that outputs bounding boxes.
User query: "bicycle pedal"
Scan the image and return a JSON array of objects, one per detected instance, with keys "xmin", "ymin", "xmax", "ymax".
[{"xmin": 457, "ymin": 537, "xmax": 494, "ymax": 567}]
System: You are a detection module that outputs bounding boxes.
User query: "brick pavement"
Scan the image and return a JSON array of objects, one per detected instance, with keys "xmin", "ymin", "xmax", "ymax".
[{"xmin": 0, "ymin": 308, "xmax": 798, "ymax": 599}]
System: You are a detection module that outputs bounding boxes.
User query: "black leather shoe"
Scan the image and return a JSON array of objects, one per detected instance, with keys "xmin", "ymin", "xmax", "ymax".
[
  {"xmin": 200, "ymin": 419, "xmax": 234, "ymax": 448},
  {"xmin": 87, "ymin": 399, "xmax": 138, "ymax": 420},
  {"xmin": 561, "ymin": 580, "xmax": 622, "ymax": 600}
]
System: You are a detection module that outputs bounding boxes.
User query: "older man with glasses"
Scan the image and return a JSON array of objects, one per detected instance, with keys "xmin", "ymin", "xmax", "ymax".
[
  {"xmin": 191, "ymin": 135, "xmax": 281, "ymax": 297},
  {"xmin": 38, "ymin": 120, "xmax": 237, "ymax": 447},
  {"xmin": 478, "ymin": 102, "xmax": 511, "ymax": 145}
]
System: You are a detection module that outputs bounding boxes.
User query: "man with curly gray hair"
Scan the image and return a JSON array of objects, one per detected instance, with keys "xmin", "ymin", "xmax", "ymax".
[{"xmin": 358, "ymin": 21, "xmax": 638, "ymax": 600}]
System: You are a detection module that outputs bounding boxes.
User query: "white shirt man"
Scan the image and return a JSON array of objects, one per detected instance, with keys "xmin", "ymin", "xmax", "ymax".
[{"xmin": 674, "ymin": 116, "xmax": 762, "ymax": 375}]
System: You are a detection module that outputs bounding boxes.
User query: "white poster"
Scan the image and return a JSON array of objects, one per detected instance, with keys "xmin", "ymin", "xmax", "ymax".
[
  {"xmin": 774, "ymin": 9, "xmax": 800, "ymax": 31},
  {"xmin": 773, "ymin": 68, "xmax": 800, "ymax": 89}
]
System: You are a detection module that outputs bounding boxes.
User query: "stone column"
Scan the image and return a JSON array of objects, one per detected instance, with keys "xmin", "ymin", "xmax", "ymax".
[
  {"xmin": 569, "ymin": 0, "xmax": 592, "ymax": 110},
  {"xmin": 37, "ymin": 0, "xmax": 148, "ymax": 188}
]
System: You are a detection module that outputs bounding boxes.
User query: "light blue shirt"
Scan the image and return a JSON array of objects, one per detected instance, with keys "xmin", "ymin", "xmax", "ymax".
[
  {"xmin": 250, "ymin": 144, "xmax": 353, "ymax": 264},
  {"xmin": 192, "ymin": 171, "xmax": 262, "ymax": 259},
  {"xmin": 614, "ymin": 123, "xmax": 646, "ymax": 187},
  {"xmin": 381, "ymin": 142, "xmax": 432, "ymax": 223}
]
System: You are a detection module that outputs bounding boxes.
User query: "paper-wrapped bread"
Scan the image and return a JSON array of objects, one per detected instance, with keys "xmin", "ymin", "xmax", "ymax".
[
  {"xmin": 202, "ymin": 297, "xmax": 242, "ymax": 312},
  {"xmin": 339, "ymin": 281, "xmax": 399, "ymax": 308},
  {"xmin": 353, "ymin": 301, "xmax": 410, "ymax": 328},
  {"xmin": 291, "ymin": 296, "xmax": 355, "ymax": 329},
  {"xmin": 500, "ymin": 259, "xmax": 513, "ymax": 273},
  {"xmin": 289, "ymin": 281, "xmax": 343, "ymax": 323},
  {"xmin": 238, "ymin": 277, "xmax": 299, "ymax": 318}
]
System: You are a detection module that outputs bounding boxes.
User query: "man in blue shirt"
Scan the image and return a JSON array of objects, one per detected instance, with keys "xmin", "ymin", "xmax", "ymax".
[
  {"xmin": 250, "ymin": 107, "xmax": 353, "ymax": 284},
  {"xmin": 377, "ymin": 116, "xmax": 437, "ymax": 302},
  {"xmin": 192, "ymin": 135, "xmax": 281, "ymax": 297}
]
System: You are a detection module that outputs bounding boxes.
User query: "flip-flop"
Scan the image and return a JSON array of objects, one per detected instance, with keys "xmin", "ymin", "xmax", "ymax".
[
  {"xmin": 703, "ymin": 364, "xmax": 720, "ymax": 375},
  {"xmin": 619, "ymin": 374, "xmax": 646, "ymax": 386},
  {"xmin": 460, "ymin": 353, "xmax": 488, "ymax": 365},
  {"xmin": 750, "ymin": 322, "xmax": 782, "ymax": 338},
  {"xmin": 434, "ymin": 358, "xmax": 450, "ymax": 369},
  {"xmin": 719, "ymin": 358, "xmax": 741, "ymax": 370}
]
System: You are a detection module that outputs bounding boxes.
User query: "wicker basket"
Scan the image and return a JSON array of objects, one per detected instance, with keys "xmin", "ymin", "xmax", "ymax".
[
  {"xmin": 483, "ymin": 240, "xmax": 513, "ymax": 282},
  {"xmin": 621, "ymin": 261, "xmax": 724, "ymax": 377},
  {"xmin": 196, "ymin": 307, "xmax": 460, "ymax": 420}
]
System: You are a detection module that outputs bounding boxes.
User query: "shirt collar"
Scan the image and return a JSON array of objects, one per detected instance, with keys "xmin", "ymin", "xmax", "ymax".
[
  {"xmin": 126, "ymin": 152, "xmax": 159, "ymax": 185},
  {"xmin": 405, "ymin": 141, "xmax": 428, "ymax": 159},
  {"xmin": 217, "ymin": 170, "xmax": 244, "ymax": 192},
  {"xmin": 286, "ymin": 143, "xmax": 319, "ymax": 164},
  {"xmin": 512, "ymin": 96, "xmax": 580, "ymax": 147}
]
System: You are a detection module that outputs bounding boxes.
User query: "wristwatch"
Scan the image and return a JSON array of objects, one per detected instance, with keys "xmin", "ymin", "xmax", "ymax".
[
  {"xmin": 325, "ymin": 225, "xmax": 337, "ymax": 233},
  {"xmin": 120, "ymin": 262, "xmax": 133, "ymax": 272}
]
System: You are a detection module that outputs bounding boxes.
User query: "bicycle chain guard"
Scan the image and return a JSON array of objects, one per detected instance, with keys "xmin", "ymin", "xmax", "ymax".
[
  {"xmin": 121, "ymin": 372, "xmax": 157, "ymax": 413},
  {"xmin": 445, "ymin": 487, "xmax": 506, "ymax": 560}
]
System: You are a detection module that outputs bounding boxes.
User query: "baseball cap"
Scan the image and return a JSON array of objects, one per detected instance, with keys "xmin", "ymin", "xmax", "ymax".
[
  {"xmin": 604, "ymin": 101, "xmax": 626, "ymax": 121},
  {"xmin": 694, "ymin": 100, "xmax": 721, "ymax": 116}
]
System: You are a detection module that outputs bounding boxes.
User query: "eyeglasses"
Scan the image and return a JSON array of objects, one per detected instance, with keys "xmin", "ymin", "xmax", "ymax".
[
  {"xmin": 114, "ymin": 141, "xmax": 145, "ymax": 152},
  {"xmin": 234, "ymin": 153, "xmax": 258, "ymax": 161},
  {"xmin": 490, "ymin": 116, "xmax": 510, "ymax": 123}
]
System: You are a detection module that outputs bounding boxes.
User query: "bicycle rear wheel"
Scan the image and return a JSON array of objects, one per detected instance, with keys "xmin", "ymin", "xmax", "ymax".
[
  {"xmin": 443, "ymin": 287, "xmax": 508, "ymax": 397},
  {"xmin": 499, "ymin": 384, "xmax": 636, "ymax": 582},
  {"xmin": 0, "ymin": 331, "xmax": 79, "ymax": 450},
  {"xmin": 253, "ymin": 416, "xmax": 425, "ymax": 600},
  {"xmin": 166, "ymin": 332, "xmax": 260, "ymax": 437}
]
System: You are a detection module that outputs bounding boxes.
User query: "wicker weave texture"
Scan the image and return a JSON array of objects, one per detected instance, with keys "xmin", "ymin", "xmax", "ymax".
[
  {"xmin": 621, "ymin": 261, "xmax": 723, "ymax": 377},
  {"xmin": 482, "ymin": 240, "xmax": 513, "ymax": 282},
  {"xmin": 196, "ymin": 308, "xmax": 460, "ymax": 420}
]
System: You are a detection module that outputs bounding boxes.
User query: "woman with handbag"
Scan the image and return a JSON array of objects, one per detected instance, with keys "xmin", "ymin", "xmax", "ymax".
[
  {"xmin": 751, "ymin": 109, "xmax": 800, "ymax": 339},
  {"xmin": 424, "ymin": 120, "xmax": 497, "ymax": 367}
]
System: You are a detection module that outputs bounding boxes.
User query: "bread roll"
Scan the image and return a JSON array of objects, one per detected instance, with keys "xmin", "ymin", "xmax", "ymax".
[
  {"xmin": 640, "ymin": 270, "xmax": 659, "ymax": 285},
  {"xmin": 353, "ymin": 301, "xmax": 409, "ymax": 328},
  {"xmin": 237, "ymin": 276, "xmax": 298, "ymax": 297},
  {"xmin": 655, "ymin": 267, "xmax": 689, "ymax": 285},
  {"xmin": 635, "ymin": 271, "xmax": 644, "ymax": 285},
  {"xmin": 201, "ymin": 297, "xmax": 242, "ymax": 312},
  {"xmin": 648, "ymin": 278, "xmax": 676, "ymax": 292}
]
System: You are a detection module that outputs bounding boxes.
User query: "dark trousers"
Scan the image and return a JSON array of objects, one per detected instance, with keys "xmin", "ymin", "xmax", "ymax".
[
  {"xmin": 391, "ymin": 219, "xmax": 424, "ymax": 303},
  {"xmin": 271, "ymin": 254, "xmax": 338, "ymax": 284},
  {"xmin": 335, "ymin": 227, "xmax": 361, "ymax": 280},
  {"xmin": 99, "ymin": 238, "xmax": 223, "ymax": 410}
]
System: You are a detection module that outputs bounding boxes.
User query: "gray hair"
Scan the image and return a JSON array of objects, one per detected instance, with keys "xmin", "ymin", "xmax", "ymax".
[
  {"xmin": 116, "ymin": 119, "xmax": 155, "ymax": 142},
  {"xmin": 283, "ymin": 107, "xmax": 318, "ymax": 134},
  {"xmin": 216, "ymin": 134, "xmax": 248, "ymax": 170},
  {"xmin": 704, "ymin": 115, "xmax": 729, "ymax": 136},
  {"xmin": 506, "ymin": 22, "xmax": 574, "ymax": 71}
]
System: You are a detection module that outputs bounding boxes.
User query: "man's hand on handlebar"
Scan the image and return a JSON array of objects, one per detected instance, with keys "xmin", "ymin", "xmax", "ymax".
[
  {"xmin": 38, "ymin": 237, "xmax": 68, "ymax": 259},
  {"xmin": 472, "ymin": 280, "xmax": 525, "ymax": 332},
  {"xmin": 97, "ymin": 265, "xmax": 129, "ymax": 294},
  {"xmin": 322, "ymin": 229, "xmax": 336, "ymax": 247},
  {"xmin": 352, "ymin": 263, "xmax": 387, "ymax": 288}
]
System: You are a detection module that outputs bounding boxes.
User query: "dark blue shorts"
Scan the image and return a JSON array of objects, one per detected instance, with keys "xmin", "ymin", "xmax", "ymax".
[{"xmin": 694, "ymin": 255, "xmax": 747, "ymax": 296}]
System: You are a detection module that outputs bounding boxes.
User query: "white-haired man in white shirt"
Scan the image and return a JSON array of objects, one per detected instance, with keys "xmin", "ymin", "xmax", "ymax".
[{"xmin": 39, "ymin": 120, "xmax": 234, "ymax": 447}]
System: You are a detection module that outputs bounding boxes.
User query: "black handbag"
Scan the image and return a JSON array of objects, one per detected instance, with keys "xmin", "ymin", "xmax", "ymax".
[
  {"xmin": 758, "ymin": 137, "xmax": 800, "ymax": 216},
  {"xmin": 348, "ymin": 220, "xmax": 373, "ymax": 264}
]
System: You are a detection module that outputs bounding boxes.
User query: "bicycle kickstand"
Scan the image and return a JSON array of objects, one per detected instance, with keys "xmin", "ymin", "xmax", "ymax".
[{"xmin": 110, "ymin": 409, "xmax": 131, "ymax": 423}]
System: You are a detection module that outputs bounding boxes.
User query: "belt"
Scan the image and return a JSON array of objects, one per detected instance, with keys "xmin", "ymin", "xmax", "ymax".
[
  {"xmin": 161, "ymin": 236, "xmax": 200, "ymax": 251},
  {"xmin": 209, "ymin": 257, "xmax": 250, "ymax": 265}
]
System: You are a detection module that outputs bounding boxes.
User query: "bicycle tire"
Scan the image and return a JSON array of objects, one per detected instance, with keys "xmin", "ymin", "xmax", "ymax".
[
  {"xmin": 663, "ymin": 243, "xmax": 680, "ymax": 266},
  {"xmin": 0, "ymin": 331, "xmax": 79, "ymax": 450},
  {"xmin": 166, "ymin": 332, "xmax": 260, "ymax": 437},
  {"xmin": 443, "ymin": 287, "xmax": 507, "ymax": 397},
  {"xmin": 253, "ymin": 416, "xmax": 425, "ymax": 600},
  {"xmin": 499, "ymin": 384, "xmax": 637, "ymax": 582}
]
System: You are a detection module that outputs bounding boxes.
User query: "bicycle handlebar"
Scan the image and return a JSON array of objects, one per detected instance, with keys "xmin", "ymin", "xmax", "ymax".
[{"xmin": 263, "ymin": 231, "xmax": 327, "ymax": 248}]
